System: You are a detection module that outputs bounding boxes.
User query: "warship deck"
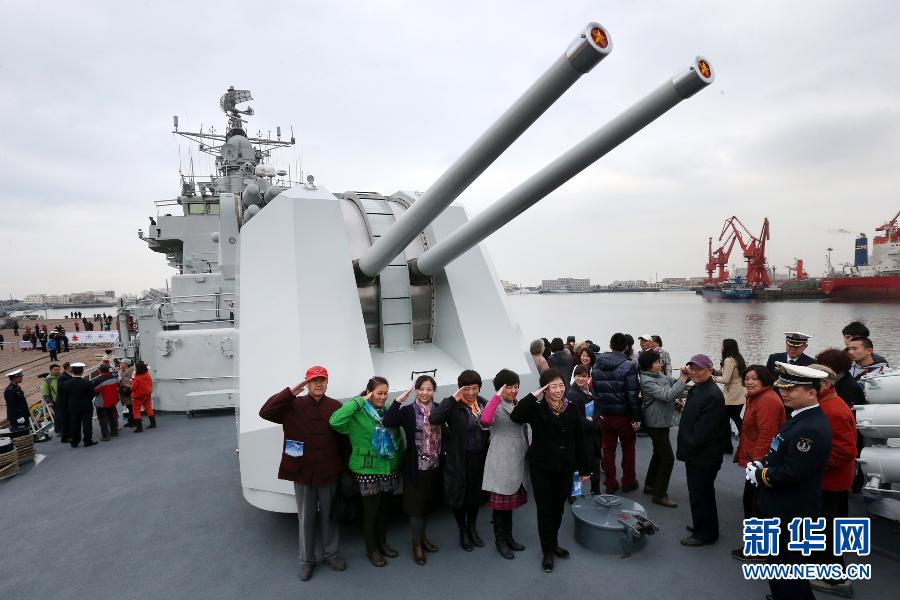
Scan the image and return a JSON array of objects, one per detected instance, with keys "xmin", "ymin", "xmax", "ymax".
[{"xmin": 2, "ymin": 413, "xmax": 896, "ymax": 600}]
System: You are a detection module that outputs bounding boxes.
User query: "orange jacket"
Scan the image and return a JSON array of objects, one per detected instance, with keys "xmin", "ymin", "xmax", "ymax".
[
  {"xmin": 734, "ymin": 387, "xmax": 786, "ymax": 468},
  {"xmin": 130, "ymin": 372, "xmax": 153, "ymax": 402},
  {"xmin": 818, "ymin": 388, "xmax": 857, "ymax": 491}
]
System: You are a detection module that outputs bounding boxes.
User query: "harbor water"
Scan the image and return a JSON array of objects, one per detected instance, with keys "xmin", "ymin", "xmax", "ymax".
[{"xmin": 506, "ymin": 292, "xmax": 899, "ymax": 368}]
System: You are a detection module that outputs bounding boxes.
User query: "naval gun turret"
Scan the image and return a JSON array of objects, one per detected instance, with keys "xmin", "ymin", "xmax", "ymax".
[{"xmin": 236, "ymin": 22, "xmax": 715, "ymax": 512}]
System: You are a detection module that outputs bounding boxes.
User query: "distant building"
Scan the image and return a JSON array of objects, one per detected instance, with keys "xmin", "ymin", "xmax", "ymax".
[
  {"xmin": 609, "ymin": 280, "xmax": 650, "ymax": 288},
  {"xmin": 501, "ymin": 280, "xmax": 521, "ymax": 293},
  {"xmin": 541, "ymin": 277, "xmax": 590, "ymax": 292},
  {"xmin": 24, "ymin": 294, "xmax": 46, "ymax": 304},
  {"xmin": 661, "ymin": 277, "xmax": 688, "ymax": 286},
  {"xmin": 45, "ymin": 295, "xmax": 71, "ymax": 305}
]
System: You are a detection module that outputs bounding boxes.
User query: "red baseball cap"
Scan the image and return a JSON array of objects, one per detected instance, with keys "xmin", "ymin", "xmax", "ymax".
[{"xmin": 305, "ymin": 365, "xmax": 329, "ymax": 380}]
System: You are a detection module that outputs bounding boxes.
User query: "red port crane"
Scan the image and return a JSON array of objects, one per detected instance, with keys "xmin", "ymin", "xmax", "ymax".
[
  {"xmin": 705, "ymin": 216, "xmax": 772, "ymax": 289},
  {"xmin": 785, "ymin": 258, "xmax": 808, "ymax": 281},
  {"xmin": 704, "ymin": 229, "xmax": 738, "ymax": 285},
  {"xmin": 874, "ymin": 209, "xmax": 900, "ymax": 245}
]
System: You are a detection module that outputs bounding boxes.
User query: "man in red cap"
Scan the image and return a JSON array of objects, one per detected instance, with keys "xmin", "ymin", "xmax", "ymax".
[{"xmin": 259, "ymin": 365, "xmax": 347, "ymax": 581}]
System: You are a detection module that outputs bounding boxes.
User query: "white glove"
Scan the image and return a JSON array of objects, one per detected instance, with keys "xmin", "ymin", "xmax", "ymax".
[{"xmin": 745, "ymin": 462, "xmax": 759, "ymax": 486}]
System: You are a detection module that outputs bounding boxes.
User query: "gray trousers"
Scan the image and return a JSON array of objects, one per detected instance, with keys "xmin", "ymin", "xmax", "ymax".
[{"xmin": 294, "ymin": 482, "xmax": 340, "ymax": 567}]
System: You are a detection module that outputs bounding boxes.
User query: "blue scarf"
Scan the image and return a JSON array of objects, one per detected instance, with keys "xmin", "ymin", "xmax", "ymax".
[{"xmin": 363, "ymin": 400, "xmax": 397, "ymax": 459}]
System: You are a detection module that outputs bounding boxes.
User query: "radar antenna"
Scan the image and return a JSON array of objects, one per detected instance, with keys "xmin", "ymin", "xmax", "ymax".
[{"xmin": 220, "ymin": 86, "xmax": 255, "ymax": 130}]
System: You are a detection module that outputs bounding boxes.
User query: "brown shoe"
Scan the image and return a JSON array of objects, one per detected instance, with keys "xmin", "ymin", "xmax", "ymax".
[
  {"xmin": 380, "ymin": 542, "xmax": 399, "ymax": 558},
  {"xmin": 652, "ymin": 496, "xmax": 678, "ymax": 508},
  {"xmin": 368, "ymin": 551, "xmax": 387, "ymax": 567},
  {"xmin": 622, "ymin": 481, "xmax": 639, "ymax": 493},
  {"xmin": 422, "ymin": 536, "xmax": 439, "ymax": 553},
  {"xmin": 413, "ymin": 543, "xmax": 426, "ymax": 565}
]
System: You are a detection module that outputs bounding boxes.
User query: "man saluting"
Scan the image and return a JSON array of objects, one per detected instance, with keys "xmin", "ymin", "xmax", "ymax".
[
  {"xmin": 259, "ymin": 365, "xmax": 347, "ymax": 582},
  {"xmin": 746, "ymin": 362, "xmax": 832, "ymax": 600}
]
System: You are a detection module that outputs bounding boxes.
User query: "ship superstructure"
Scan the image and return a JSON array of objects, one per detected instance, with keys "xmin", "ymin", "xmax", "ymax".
[{"xmin": 119, "ymin": 87, "xmax": 294, "ymax": 413}]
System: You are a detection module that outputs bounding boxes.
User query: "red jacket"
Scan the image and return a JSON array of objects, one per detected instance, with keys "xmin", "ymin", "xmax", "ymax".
[
  {"xmin": 130, "ymin": 372, "xmax": 153, "ymax": 402},
  {"xmin": 259, "ymin": 388, "xmax": 347, "ymax": 486},
  {"xmin": 734, "ymin": 386, "xmax": 786, "ymax": 467},
  {"xmin": 818, "ymin": 388, "xmax": 857, "ymax": 491},
  {"xmin": 93, "ymin": 374, "xmax": 120, "ymax": 408}
]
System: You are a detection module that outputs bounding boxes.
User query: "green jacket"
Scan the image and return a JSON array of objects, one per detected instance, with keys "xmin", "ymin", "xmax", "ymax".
[
  {"xmin": 41, "ymin": 375, "xmax": 59, "ymax": 404},
  {"xmin": 329, "ymin": 396, "xmax": 402, "ymax": 475}
]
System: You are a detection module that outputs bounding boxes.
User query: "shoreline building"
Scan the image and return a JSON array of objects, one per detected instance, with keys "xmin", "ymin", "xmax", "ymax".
[{"xmin": 541, "ymin": 277, "xmax": 591, "ymax": 292}]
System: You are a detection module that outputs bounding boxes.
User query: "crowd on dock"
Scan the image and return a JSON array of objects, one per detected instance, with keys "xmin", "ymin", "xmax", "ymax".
[
  {"xmin": 0, "ymin": 313, "xmax": 115, "ymax": 354},
  {"xmin": 260, "ymin": 321, "xmax": 889, "ymax": 599}
]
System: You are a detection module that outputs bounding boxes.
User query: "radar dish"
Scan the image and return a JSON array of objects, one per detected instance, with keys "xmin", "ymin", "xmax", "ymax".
[{"xmin": 220, "ymin": 89, "xmax": 254, "ymax": 114}]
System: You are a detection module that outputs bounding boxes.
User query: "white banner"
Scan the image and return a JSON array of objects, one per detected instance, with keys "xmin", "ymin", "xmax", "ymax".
[{"xmin": 69, "ymin": 331, "xmax": 119, "ymax": 345}]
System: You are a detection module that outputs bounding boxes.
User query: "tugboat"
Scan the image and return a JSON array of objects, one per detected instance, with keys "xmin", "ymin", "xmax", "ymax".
[
  {"xmin": 821, "ymin": 210, "xmax": 900, "ymax": 300},
  {"xmin": 701, "ymin": 276, "xmax": 754, "ymax": 300}
]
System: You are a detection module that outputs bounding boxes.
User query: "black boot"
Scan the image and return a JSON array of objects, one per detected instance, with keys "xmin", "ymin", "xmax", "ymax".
[
  {"xmin": 503, "ymin": 511, "xmax": 525, "ymax": 551},
  {"xmin": 134, "ymin": 418, "xmax": 143, "ymax": 433},
  {"xmin": 459, "ymin": 529, "xmax": 473, "ymax": 552},
  {"xmin": 493, "ymin": 522, "xmax": 514, "ymax": 559},
  {"xmin": 148, "ymin": 415, "xmax": 157, "ymax": 429},
  {"xmin": 506, "ymin": 527, "xmax": 525, "ymax": 552},
  {"xmin": 467, "ymin": 525, "xmax": 484, "ymax": 547}
]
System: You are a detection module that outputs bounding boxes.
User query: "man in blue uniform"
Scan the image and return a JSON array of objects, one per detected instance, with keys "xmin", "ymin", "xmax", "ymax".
[
  {"xmin": 765, "ymin": 332, "xmax": 815, "ymax": 374},
  {"xmin": 747, "ymin": 362, "xmax": 832, "ymax": 600}
]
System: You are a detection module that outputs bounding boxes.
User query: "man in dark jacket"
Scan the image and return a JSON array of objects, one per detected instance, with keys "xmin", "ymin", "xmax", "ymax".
[
  {"xmin": 676, "ymin": 354, "xmax": 729, "ymax": 546},
  {"xmin": 766, "ymin": 332, "xmax": 815, "ymax": 373},
  {"xmin": 4, "ymin": 369, "xmax": 29, "ymax": 429},
  {"xmin": 258, "ymin": 365, "xmax": 346, "ymax": 582},
  {"xmin": 591, "ymin": 332, "xmax": 641, "ymax": 493},
  {"xmin": 546, "ymin": 337, "xmax": 574, "ymax": 389},
  {"xmin": 56, "ymin": 362, "xmax": 74, "ymax": 442},
  {"xmin": 66, "ymin": 363, "xmax": 98, "ymax": 447}
]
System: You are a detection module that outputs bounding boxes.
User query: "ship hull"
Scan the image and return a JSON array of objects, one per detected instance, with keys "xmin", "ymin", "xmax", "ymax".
[
  {"xmin": 702, "ymin": 288, "xmax": 753, "ymax": 300},
  {"xmin": 820, "ymin": 275, "xmax": 900, "ymax": 300}
]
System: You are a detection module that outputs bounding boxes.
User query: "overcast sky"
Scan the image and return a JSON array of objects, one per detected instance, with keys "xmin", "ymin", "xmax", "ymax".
[{"xmin": 2, "ymin": 1, "xmax": 898, "ymax": 297}]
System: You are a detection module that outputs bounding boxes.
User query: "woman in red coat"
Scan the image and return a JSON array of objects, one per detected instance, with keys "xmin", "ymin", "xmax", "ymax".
[{"xmin": 731, "ymin": 365, "xmax": 785, "ymax": 561}]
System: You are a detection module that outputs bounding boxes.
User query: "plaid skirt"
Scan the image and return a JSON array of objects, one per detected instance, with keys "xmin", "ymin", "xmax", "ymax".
[{"xmin": 489, "ymin": 485, "xmax": 528, "ymax": 510}]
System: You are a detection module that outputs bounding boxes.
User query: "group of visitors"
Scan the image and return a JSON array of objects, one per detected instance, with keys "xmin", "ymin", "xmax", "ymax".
[
  {"xmin": 7, "ymin": 322, "xmax": 71, "ymax": 356},
  {"xmin": 260, "ymin": 364, "xmax": 591, "ymax": 580},
  {"xmin": 259, "ymin": 321, "xmax": 887, "ymax": 597},
  {"xmin": 5, "ymin": 354, "xmax": 157, "ymax": 451}
]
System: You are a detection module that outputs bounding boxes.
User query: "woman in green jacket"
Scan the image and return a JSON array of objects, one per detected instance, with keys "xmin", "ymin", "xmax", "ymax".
[{"xmin": 329, "ymin": 376, "xmax": 403, "ymax": 567}]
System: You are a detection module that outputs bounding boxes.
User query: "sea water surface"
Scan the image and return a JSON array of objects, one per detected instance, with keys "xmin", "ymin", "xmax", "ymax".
[{"xmin": 505, "ymin": 292, "xmax": 899, "ymax": 369}]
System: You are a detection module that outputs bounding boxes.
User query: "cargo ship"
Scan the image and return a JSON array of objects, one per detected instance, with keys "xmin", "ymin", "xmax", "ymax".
[{"xmin": 821, "ymin": 210, "xmax": 900, "ymax": 300}]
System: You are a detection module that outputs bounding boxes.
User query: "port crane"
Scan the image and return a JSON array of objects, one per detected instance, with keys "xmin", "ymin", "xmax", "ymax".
[
  {"xmin": 874, "ymin": 209, "xmax": 900, "ymax": 244},
  {"xmin": 704, "ymin": 230, "xmax": 738, "ymax": 285},
  {"xmin": 785, "ymin": 258, "xmax": 808, "ymax": 281},
  {"xmin": 705, "ymin": 216, "xmax": 771, "ymax": 289}
]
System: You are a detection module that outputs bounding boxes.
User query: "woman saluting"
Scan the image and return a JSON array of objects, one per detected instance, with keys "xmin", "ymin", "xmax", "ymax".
[{"xmin": 511, "ymin": 368, "xmax": 590, "ymax": 573}]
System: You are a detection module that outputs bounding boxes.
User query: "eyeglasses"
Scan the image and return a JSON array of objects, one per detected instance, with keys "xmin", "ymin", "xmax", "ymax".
[{"xmin": 547, "ymin": 383, "xmax": 566, "ymax": 391}]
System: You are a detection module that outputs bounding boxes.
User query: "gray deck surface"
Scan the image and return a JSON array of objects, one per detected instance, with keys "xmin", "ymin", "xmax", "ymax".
[{"xmin": 2, "ymin": 414, "xmax": 896, "ymax": 600}]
